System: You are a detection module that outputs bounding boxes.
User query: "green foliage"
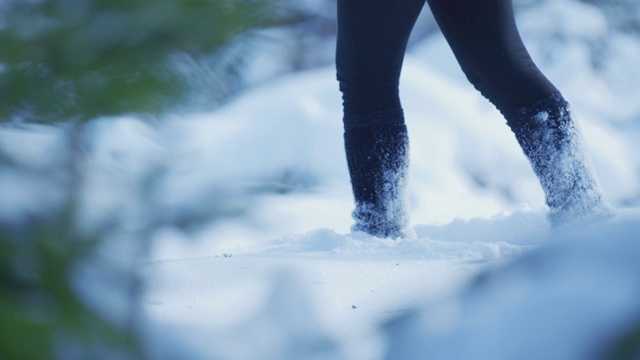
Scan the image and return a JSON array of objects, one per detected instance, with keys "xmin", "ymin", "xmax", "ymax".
[
  {"xmin": 0, "ymin": 213, "xmax": 140, "ymax": 360},
  {"xmin": 0, "ymin": 1, "xmax": 296, "ymax": 358},
  {"xmin": 603, "ymin": 318, "xmax": 640, "ymax": 360},
  {"xmin": 0, "ymin": 0, "xmax": 294, "ymax": 123}
]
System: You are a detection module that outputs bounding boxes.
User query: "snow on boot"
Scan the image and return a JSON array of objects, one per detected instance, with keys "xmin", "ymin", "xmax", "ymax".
[
  {"xmin": 510, "ymin": 91, "xmax": 615, "ymax": 229},
  {"xmin": 344, "ymin": 122, "xmax": 410, "ymax": 238}
]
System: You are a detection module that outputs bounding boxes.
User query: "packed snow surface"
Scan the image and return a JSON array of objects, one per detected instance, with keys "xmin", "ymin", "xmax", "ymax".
[{"xmin": 134, "ymin": 55, "xmax": 638, "ymax": 359}]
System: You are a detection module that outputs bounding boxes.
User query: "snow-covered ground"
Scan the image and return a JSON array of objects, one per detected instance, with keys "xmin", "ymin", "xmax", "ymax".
[
  {"xmin": 2, "ymin": 0, "xmax": 640, "ymax": 359},
  {"xmin": 131, "ymin": 55, "xmax": 639, "ymax": 355}
]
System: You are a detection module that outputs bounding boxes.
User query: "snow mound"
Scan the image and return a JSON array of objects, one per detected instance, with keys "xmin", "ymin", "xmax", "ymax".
[
  {"xmin": 260, "ymin": 209, "xmax": 549, "ymax": 262},
  {"xmin": 383, "ymin": 211, "xmax": 640, "ymax": 360}
]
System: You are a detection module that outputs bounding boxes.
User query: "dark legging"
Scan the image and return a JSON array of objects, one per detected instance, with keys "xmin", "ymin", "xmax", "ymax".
[{"xmin": 336, "ymin": 0, "xmax": 558, "ymax": 130}]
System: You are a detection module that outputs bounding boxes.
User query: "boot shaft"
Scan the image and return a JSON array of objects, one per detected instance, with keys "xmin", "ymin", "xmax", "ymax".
[
  {"xmin": 509, "ymin": 92, "xmax": 614, "ymax": 228},
  {"xmin": 344, "ymin": 123, "xmax": 410, "ymax": 238}
]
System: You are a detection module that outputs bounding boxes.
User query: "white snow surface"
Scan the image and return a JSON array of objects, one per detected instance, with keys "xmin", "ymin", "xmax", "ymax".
[
  {"xmin": 2, "ymin": 0, "xmax": 640, "ymax": 359},
  {"xmin": 138, "ymin": 31, "xmax": 639, "ymax": 360}
]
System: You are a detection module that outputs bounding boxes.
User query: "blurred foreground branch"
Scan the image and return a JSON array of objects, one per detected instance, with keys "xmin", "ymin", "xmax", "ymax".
[
  {"xmin": 0, "ymin": 0, "xmax": 297, "ymax": 123},
  {"xmin": 0, "ymin": 1, "xmax": 296, "ymax": 358}
]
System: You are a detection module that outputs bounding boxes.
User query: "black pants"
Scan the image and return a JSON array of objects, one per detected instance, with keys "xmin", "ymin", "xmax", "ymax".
[{"xmin": 336, "ymin": 0, "xmax": 558, "ymax": 130}]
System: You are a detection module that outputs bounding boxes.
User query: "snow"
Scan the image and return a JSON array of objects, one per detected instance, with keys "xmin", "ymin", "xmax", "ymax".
[
  {"xmin": 141, "ymin": 249, "xmax": 488, "ymax": 360},
  {"xmin": 384, "ymin": 214, "xmax": 640, "ymax": 360},
  {"xmin": 2, "ymin": 0, "xmax": 640, "ymax": 358},
  {"xmin": 130, "ymin": 49, "xmax": 638, "ymax": 356}
]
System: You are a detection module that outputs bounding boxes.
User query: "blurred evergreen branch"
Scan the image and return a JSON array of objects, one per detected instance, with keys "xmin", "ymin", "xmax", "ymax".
[
  {"xmin": 0, "ymin": 214, "xmax": 141, "ymax": 359},
  {"xmin": 0, "ymin": 0, "xmax": 297, "ymax": 123},
  {"xmin": 0, "ymin": 0, "xmax": 297, "ymax": 358},
  {"xmin": 604, "ymin": 317, "xmax": 640, "ymax": 360}
]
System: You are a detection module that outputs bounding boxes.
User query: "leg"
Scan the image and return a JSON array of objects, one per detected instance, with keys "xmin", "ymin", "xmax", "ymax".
[
  {"xmin": 336, "ymin": 0, "xmax": 425, "ymax": 237},
  {"xmin": 510, "ymin": 93, "xmax": 614, "ymax": 228},
  {"xmin": 426, "ymin": 0, "xmax": 557, "ymax": 120},
  {"xmin": 337, "ymin": 0, "xmax": 426, "ymax": 121},
  {"xmin": 427, "ymin": 0, "xmax": 614, "ymax": 227}
]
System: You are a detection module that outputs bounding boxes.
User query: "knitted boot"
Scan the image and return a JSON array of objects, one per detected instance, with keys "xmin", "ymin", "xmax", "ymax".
[
  {"xmin": 344, "ymin": 121, "xmax": 410, "ymax": 238},
  {"xmin": 510, "ymin": 92, "xmax": 615, "ymax": 229}
]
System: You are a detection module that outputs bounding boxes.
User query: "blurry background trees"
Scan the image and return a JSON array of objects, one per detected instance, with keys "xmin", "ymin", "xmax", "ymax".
[
  {"xmin": 581, "ymin": 0, "xmax": 640, "ymax": 34},
  {"xmin": 238, "ymin": 0, "xmax": 640, "ymax": 83}
]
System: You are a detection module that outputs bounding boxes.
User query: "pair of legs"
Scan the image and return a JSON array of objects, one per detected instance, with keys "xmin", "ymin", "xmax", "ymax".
[
  {"xmin": 337, "ymin": 0, "xmax": 613, "ymax": 237},
  {"xmin": 337, "ymin": 0, "xmax": 556, "ymax": 123}
]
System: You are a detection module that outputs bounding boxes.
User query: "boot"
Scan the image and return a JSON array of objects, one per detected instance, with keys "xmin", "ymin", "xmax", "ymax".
[
  {"xmin": 344, "ymin": 122, "xmax": 410, "ymax": 238},
  {"xmin": 510, "ymin": 91, "xmax": 615, "ymax": 229}
]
